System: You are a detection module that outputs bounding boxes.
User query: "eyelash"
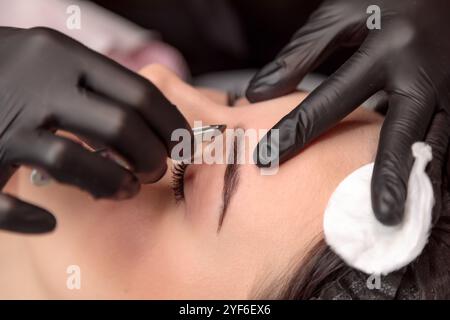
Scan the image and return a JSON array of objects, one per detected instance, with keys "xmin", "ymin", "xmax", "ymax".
[
  {"xmin": 172, "ymin": 93, "xmax": 233, "ymax": 202},
  {"xmin": 171, "ymin": 162, "xmax": 189, "ymax": 202}
]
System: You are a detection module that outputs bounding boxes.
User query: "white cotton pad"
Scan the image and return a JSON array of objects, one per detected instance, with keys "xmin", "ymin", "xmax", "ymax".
[{"xmin": 323, "ymin": 142, "xmax": 434, "ymax": 275}]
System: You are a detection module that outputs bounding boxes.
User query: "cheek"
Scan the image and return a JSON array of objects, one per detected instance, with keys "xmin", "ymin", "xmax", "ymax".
[
  {"xmin": 123, "ymin": 220, "xmax": 255, "ymax": 299},
  {"xmin": 12, "ymin": 166, "xmax": 203, "ymax": 298}
]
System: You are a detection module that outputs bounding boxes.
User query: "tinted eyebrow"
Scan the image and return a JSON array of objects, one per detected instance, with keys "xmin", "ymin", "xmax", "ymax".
[{"xmin": 217, "ymin": 130, "xmax": 242, "ymax": 232}]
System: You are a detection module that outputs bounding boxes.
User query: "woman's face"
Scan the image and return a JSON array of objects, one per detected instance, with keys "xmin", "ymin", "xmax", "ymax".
[{"xmin": 2, "ymin": 65, "xmax": 382, "ymax": 299}]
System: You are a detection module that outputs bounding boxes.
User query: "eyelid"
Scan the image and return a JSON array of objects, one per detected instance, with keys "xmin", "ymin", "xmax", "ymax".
[
  {"xmin": 171, "ymin": 124, "xmax": 226, "ymax": 203},
  {"xmin": 171, "ymin": 126, "xmax": 244, "ymax": 231}
]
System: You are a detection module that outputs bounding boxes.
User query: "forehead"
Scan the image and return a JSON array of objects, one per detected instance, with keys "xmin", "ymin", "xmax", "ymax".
[{"xmin": 219, "ymin": 107, "xmax": 381, "ymax": 268}]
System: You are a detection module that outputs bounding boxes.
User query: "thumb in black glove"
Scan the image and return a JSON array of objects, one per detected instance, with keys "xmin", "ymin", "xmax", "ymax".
[{"xmin": 248, "ymin": 0, "xmax": 450, "ymax": 226}]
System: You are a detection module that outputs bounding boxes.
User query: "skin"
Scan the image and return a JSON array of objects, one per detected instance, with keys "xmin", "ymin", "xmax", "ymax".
[{"xmin": 0, "ymin": 65, "xmax": 382, "ymax": 299}]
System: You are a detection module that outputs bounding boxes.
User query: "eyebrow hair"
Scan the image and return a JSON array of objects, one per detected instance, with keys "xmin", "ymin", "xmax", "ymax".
[{"xmin": 217, "ymin": 130, "xmax": 242, "ymax": 232}]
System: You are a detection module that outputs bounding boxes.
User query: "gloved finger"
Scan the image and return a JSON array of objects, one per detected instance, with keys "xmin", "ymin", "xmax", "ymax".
[
  {"xmin": 255, "ymin": 46, "xmax": 384, "ymax": 167},
  {"xmin": 373, "ymin": 91, "xmax": 389, "ymax": 115},
  {"xmin": 4, "ymin": 130, "xmax": 140, "ymax": 199},
  {"xmin": 371, "ymin": 93, "xmax": 435, "ymax": 226},
  {"xmin": 81, "ymin": 50, "xmax": 192, "ymax": 156},
  {"xmin": 55, "ymin": 91, "xmax": 168, "ymax": 183},
  {"xmin": 0, "ymin": 193, "xmax": 56, "ymax": 233},
  {"xmin": 424, "ymin": 111, "xmax": 450, "ymax": 222},
  {"xmin": 246, "ymin": 5, "xmax": 367, "ymax": 102},
  {"xmin": 425, "ymin": 111, "xmax": 450, "ymax": 165}
]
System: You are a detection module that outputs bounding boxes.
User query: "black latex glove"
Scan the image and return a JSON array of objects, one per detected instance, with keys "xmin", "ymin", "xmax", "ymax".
[
  {"xmin": 247, "ymin": 0, "xmax": 450, "ymax": 226},
  {"xmin": 424, "ymin": 111, "xmax": 450, "ymax": 224},
  {"xmin": 0, "ymin": 27, "xmax": 191, "ymax": 233}
]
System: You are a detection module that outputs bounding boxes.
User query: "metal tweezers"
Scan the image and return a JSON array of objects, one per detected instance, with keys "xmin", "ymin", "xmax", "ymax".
[
  {"xmin": 192, "ymin": 124, "xmax": 227, "ymax": 141},
  {"xmin": 30, "ymin": 124, "xmax": 227, "ymax": 186}
]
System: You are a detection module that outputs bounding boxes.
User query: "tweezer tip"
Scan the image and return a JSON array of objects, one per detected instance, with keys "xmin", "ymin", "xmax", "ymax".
[
  {"xmin": 193, "ymin": 124, "xmax": 227, "ymax": 135},
  {"xmin": 215, "ymin": 124, "xmax": 227, "ymax": 133}
]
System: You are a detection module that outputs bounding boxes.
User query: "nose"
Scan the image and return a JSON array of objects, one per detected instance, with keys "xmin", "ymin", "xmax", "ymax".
[{"xmin": 139, "ymin": 65, "xmax": 232, "ymax": 129}]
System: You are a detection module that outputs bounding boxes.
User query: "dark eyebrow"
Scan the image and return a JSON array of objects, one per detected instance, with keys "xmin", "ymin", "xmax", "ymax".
[{"xmin": 217, "ymin": 130, "xmax": 242, "ymax": 232}]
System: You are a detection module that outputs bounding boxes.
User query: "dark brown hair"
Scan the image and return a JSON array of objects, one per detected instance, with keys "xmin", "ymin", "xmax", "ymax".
[{"xmin": 270, "ymin": 128, "xmax": 450, "ymax": 300}]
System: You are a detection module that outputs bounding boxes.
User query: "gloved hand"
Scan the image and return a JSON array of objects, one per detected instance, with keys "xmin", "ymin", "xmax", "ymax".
[
  {"xmin": 423, "ymin": 111, "xmax": 450, "ymax": 224},
  {"xmin": 0, "ymin": 27, "xmax": 191, "ymax": 233},
  {"xmin": 247, "ymin": 0, "xmax": 450, "ymax": 226}
]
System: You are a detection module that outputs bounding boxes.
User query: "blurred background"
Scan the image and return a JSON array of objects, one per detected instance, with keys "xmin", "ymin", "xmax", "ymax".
[
  {"xmin": 90, "ymin": 0, "xmax": 356, "ymax": 76},
  {"xmin": 0, "ymin": 0, "xmax": 357, "ymax": 91}
]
